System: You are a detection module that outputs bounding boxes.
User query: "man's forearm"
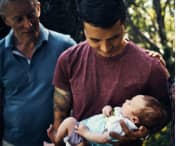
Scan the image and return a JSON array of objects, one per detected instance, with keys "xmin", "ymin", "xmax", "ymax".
[
  {"xmin": 53, "ymin": 87, "xmax": 71, "ymax": 130},
  {"xmin": 53, "ymin": 110, "xmax": 67, "ymax": 130}
]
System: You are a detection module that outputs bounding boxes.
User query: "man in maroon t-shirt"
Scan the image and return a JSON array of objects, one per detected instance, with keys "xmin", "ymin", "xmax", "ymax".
[{"xmin": 52, "ymin": 0, "xmax": 170, "ymax": 146}]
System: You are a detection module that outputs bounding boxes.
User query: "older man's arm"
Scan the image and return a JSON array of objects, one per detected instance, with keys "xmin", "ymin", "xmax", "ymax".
[{"xmin": 0, "ymin": 87, "xmax": 3, "ymax": 145}]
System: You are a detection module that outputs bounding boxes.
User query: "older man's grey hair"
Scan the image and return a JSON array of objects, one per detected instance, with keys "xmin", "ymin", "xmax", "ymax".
[{"xmin": 0, "ymin": 0, "xmax": 38, "ymax": 15}]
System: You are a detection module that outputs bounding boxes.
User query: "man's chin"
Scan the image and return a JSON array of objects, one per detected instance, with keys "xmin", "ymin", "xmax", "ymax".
[
  {"xmin": 98, "ymin": 53, "xmax": 114, "ymax": 58},
  {"xmin": 20, "ymin": 31, "xmax": 37, "ymax": 38}
]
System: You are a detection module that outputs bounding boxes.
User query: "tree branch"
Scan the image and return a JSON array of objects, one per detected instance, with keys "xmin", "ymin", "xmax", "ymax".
[
  {"xmin": 153, "ymin": 0, "xmax": 167, "ymax": 45},
  {"xmin": 126, "ymin": 13, "xmax": 160, "ymax": 51}
]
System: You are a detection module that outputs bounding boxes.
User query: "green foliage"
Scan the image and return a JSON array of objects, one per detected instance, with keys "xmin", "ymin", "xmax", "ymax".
[
  {"xmin": 125, "ymin": 0, "xmax": 174, "ymax": 78},
  {"xmin": 143, "ymin": 123, "xmax": 172, "ymax": 146},
  {"xmin": 39, "ymin": 0, "xmax": 83, "ymax": 41},
  {"xmin": 125, "ymin": 1, "xmax": 174, "ymax": 144}
]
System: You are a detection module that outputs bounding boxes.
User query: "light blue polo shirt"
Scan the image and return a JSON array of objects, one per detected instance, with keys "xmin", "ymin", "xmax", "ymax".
[{"xmin": 0, "ymin": 23, "xmax": 76, "ymax": 146}]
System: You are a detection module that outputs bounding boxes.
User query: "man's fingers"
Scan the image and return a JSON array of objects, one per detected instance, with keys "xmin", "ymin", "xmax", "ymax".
[
  {"xmin": 137, "ymin": 126, "xmax": 148, "ymax": 138},
  {"xmin": 110, "ymin": 121, "xmax": 149, "ymax": 144},
  {"xmin": 145, "ymin": 50, "xmax": 166, "ymax": 66},
  {"xmin": 152, "ymin": 54, "xmax": 166, "ymax": 66},
  {"xmin": 159, "ymin": 57, "xmax": 166, "ymax": 66},
  {"xmin": 120, "ymin": 120, "xmax": 131, "ymax": 136},
  {"xmin": 110, "ymin": 120, "xmax": 131, "ymax": 141},
  {"xmin": 110, "ymin": 131, "xmax": 122, "ymax": 140},
  {"xmin": 47, "ymin": 124, "xmax": 54, "ymax": 132},
  {"xmin": 119, "ymin": 120, "xmax": 139, "ymax": 140}
]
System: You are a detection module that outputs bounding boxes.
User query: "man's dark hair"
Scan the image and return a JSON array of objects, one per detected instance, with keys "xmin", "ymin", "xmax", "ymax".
[{"xmin": 76, "ymin": 0, "xmax": 126, "ymax": 28}]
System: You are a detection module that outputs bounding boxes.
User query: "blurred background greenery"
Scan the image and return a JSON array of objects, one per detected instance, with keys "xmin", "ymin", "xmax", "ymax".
[
  {"xmin": 143, "ymin": 123, "xmax": 172, "ymax": 146},
  {"xmin": 0, "ymin": 0, "xmax": 174, "ymax": 145}
]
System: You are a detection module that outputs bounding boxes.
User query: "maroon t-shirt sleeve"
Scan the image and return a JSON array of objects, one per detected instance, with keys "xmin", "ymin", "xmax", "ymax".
[
  {"xmin": 147, "ymin": 59, "xmax": 169, "ymax": 99},
  {"xmin": 53, "ymin": 50, "xmax": 71, "ymax": 91},
  {"xmin": 147, "ymin": 58, "xmax": 171, "ymax": 119}
]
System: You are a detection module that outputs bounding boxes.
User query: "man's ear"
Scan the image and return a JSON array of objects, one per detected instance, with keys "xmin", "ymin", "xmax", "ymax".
[
  {"xmin": 83, "ymin": 28, "xmax": 86, "ymax": 35},
  {"xmin": 35, "ymin": 2, "xmax": 41, "ymax": 17}
]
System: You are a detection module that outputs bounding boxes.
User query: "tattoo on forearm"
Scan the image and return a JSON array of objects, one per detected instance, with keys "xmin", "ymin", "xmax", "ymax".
[{"xmin": 54, "ymin": 88, "xmax": 71, "ymax": 113}]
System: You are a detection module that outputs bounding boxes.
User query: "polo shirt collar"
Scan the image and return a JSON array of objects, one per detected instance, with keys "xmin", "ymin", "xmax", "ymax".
[
  {"xmin": 4, "ymin": 23, "xmax": 49, "ymax": 50},
  {"xmin": 4, "ymin": 30, "xmax": 13, "ymax": 49},
  {"xmin": 36, "ymin": 23, "xmax": 49, "ymax": 48}
]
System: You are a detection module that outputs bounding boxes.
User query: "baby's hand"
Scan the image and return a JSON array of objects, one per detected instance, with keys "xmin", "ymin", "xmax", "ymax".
[
  {"xmin": 47, "ymin": 124, "xmax": 56, "ymax": 143},
  {"xmin": 102, "ymin": 105, "xmax": 113, "ymax": 117},
  {"xmin": 75, "ymin": 123, "xmax": 89, "ymax": 137}
]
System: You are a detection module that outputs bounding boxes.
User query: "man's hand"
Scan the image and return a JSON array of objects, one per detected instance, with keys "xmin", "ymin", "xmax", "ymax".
[
  {"xmin": 145, "ymin": 49, "xmax": 170, "ymax": 80},
  {"xmin": 110, "ymin": 120, "xmax": 148, "ymax": 144},
  {"xmin": 47, "ymin": 124, "xmax": 56, "ymax": 143},
  {"xmin": 145, "ymin": 50, "xmax": 166, "ymax": 66}
]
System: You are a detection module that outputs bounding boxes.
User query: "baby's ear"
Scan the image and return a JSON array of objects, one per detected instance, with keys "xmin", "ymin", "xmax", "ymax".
[{"xmin": 130, "ymin": 116, "xmax": 139, "ymax": 124}]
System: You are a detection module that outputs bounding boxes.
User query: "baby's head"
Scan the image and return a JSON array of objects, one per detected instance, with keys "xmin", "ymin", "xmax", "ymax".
[{"xmin": 121, "ymin": 95, "xmax": 167, "ymax": 133}]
